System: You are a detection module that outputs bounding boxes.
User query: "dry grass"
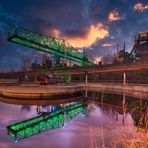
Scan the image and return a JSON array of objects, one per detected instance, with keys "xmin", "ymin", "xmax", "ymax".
[{"xmin": 111, "ymin": 127, "xmax": 148, "ymax": 148}]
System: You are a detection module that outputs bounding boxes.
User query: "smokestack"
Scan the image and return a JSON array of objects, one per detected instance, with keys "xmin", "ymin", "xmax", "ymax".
[{"xmin": 123, "ymin": 42, "xmax": 126, "ymax": 52}]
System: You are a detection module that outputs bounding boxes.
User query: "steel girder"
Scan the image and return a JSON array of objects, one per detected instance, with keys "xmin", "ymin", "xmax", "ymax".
[{"xmin": 7, "ymin": 28, "xmax": 93, "ymax": 65}]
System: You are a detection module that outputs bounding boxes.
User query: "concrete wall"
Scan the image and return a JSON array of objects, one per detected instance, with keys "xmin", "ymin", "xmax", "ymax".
[{"xmin": 83, "ymin": 83, "xmax": 148, "ymax": 93}]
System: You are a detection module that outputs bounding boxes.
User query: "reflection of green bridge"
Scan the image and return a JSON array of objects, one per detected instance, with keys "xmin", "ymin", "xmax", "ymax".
[{"xmin": 7, "ymin": 103, "xmax": 86, "ymax": 142}]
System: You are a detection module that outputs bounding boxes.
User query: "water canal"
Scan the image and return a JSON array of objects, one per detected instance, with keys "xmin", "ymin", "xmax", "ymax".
[{"xmin": 0, "ymin": 90, "xmax": 148, "ymax": 148}]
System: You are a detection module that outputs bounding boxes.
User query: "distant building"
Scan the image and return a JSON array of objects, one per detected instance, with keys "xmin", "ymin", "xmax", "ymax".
[
  {"xmin": 30, "ymin": 63, "xmax": 40, "ymax": 71},
  {"xmin": 131, "ymin": 30, "xmax": 148, "ymax": 62}
]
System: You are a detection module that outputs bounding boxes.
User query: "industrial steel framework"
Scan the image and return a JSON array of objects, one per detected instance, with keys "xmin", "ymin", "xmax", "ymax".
[
  {"xmin": 7, "ymin": 103, "xmax": 86, "ymax": 142},
  {"xmin": 7, "ymin": 28, "xmax": 93, "ymax": 65}
]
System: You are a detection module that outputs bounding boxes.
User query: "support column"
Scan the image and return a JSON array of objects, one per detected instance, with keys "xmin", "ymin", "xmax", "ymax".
[
  {"xmin": 123, "ymin": 72, "xmax": 126, "ymax": 85},
  {"xmin": 85, "ymin": 72, "xmax": 88, "ymax": 84}
]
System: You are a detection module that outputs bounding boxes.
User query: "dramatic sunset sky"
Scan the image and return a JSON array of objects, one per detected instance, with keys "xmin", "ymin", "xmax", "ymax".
[{"xmin": 0, "ymin": 0, "xmax": 148, "ymax": 71}]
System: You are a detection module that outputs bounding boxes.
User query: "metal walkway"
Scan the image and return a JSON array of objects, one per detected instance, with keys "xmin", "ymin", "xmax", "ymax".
[
  {"xmin": 50, "ymin": 62, "xmax": 148, "ymax": 75},
  {"xmin": 7, "ymin": 102, "xmax": 86, "ymax": 142}
]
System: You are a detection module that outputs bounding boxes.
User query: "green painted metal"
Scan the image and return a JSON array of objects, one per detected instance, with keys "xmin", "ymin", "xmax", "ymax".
[
  {"xmin": 7, "ymin": 103, "xmax": 85, "ymax": 141},
  {"xmin": 7, "ymin": 28, "xmax": 93, "ymax": 65},
  {"xmin": 63, "ymin": 75, "xmax": 71, "ymax": 83}
]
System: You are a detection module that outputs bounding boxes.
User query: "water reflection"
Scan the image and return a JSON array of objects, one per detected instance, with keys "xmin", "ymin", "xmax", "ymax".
[
  {"xmin": 87, "ymin": 91, "xmax": 148, "ymax": 132},
  {"xmin": 8, "ymin": 102, "xmax": 87, "ymax": 142},
  {"xmin": 0, "ymin": 91, "xmax": 147, "ymax": 147},
  {"xmin": 21, "ymin": 105, "xmax": 31, "ymax": 111},
  {"xmin": 0, "ymin": 91, "xmax": 84, "ymax": 105}
]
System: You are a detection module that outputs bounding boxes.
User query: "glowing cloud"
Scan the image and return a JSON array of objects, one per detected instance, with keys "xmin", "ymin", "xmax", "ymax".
[
  {"xmin": 108, "ymin": 10, "xmax": 121, "ymax": 22},
  {"xmin": 102, "ymin": 43, "xmax": 114, "ymax": 47},
  {"xmin": 43, "ymin": 23, "xmax": 109, "ymax": 48},
  {"xmin": 134, "ymin": 3, "xmax": 148, "ymax": 12},
  {"xmin": 50, "ymin": 28, "xmax": 61, "ymax": 38},
  {"xmin": 43, "ymin": 28, "xmax": 61, "ymax": 38},
  {"xmin": 65, "ymin": 23, "xmax": 109, "ymax": 48}
]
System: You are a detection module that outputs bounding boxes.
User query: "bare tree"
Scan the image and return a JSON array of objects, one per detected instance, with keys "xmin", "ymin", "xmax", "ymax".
[
  {"xmin": 101, "ymin": 52, "xmax": 116, "ymax": 65},
  {"xmin": 20, "ymin": 56, "xmax": 32, "ymax": 72}
]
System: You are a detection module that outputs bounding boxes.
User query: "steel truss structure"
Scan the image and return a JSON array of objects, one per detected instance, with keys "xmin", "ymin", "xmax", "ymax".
[
  {"xmin": 7, "ymin": 103, "xmax": 86, "ymax": 142},
  {"xmin": 7, "ymin": 28, "xmax": 93, "ymax": 65}
]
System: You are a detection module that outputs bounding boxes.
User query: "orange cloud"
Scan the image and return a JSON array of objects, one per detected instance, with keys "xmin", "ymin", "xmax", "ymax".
[
  {"xmin": 108, "ymin": 10, "xmax": 121, "ymax": 22},
  {"xmin": 102, "ymin": 43, "xmax": 114, "ymax": 47},
  {"xmin": 50, "ymin": 28, "xmax": 61, "ymax": 37},
  {"xmin": 65, "ymin": 23, "xmax": 109, "ymax": 48},
  {"xmin": 134, "ymin": 3, "xmax": 148, "ymax": 12},
  {"xmin": 44, "ymin": 23, "xmax": 109, "ymax": 48}
]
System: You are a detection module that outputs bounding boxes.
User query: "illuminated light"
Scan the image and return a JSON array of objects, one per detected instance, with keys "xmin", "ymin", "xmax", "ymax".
[
  {"xmin": 108, "ymin": 10, "xmax": 121, "ymax": 22},
  {"xmin": 81, "ymin": 114, "xmax": 85, "ymax": 117},
  {"xmin": 15, "ymin": 139, "xmax": 18, "ymax": 143},
  {"xmin": 94, "ymin": 56, "xmax": 102, "ymax": 64},
  {"xmin": 134, "ymin": 3, "xmax": 148, "ymax": 12}
]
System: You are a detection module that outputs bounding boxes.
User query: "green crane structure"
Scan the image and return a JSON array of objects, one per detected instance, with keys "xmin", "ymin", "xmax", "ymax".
[
  {"xmin": 7, "ymin": 102, "xmax": 86, "ymax": 142},
  {"xmin": 7, "ymin": 27, "xmax": 93, "ymax": 66}
]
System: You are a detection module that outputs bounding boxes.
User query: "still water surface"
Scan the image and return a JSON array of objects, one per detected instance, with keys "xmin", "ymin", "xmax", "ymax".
[{"xmin": 0, "ymin": 91, "xmax": 147, "ymax": 148}]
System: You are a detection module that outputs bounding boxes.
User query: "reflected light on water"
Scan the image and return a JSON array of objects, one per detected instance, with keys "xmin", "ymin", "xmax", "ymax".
[{"xmin": 0, "ymin": 91, "xmax": 147, "ymax": 147}]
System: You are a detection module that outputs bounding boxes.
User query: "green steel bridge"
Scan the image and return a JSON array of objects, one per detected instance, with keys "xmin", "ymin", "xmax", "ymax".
[
  {"xmin": 7, "ymin": 102, "xmax": 86, "ymax": 142},
  {"xmin": 7, "ymin": 28, "xmax": 93, "ymax": 66}
]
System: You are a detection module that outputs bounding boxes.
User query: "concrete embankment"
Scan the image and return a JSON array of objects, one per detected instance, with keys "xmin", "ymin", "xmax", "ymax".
[
  {"xmin": 0, "ymin": 82, "xmax": 148, "ymax": 100},
  {"xmin": 0, "ymin": 85, "xmax": 83, "ymax": 99},
  {"xmin": 83, "ymin": 83, "xmax": 148, "ymax": 93}
]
